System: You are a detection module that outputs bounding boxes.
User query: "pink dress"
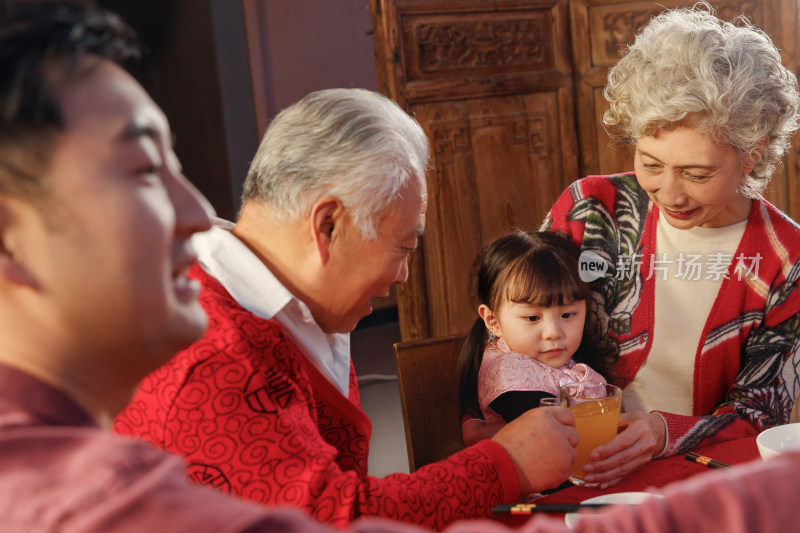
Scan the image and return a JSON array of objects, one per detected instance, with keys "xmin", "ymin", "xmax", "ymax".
[{"xmin": 478, "ymin": 338, "xmax": 607, "ymax": 421}]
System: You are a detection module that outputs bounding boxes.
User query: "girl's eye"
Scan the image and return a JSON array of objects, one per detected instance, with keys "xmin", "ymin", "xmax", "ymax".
[
  {"xmin": 524, "ymin": 316, "xmax": 540, "ymax": 323},
  {"xmin": 562, "ymin": 312, "xmax": 576, "ymax": 319},
  {"xmin": 643, "ymin": 163, "xmax": 660, "ymax": 171}
]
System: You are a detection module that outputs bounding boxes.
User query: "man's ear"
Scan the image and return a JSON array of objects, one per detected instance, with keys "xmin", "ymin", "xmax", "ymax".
[
  {"xmin": 0, "ymin": 200, "xmax": 39, "ymax": 289},
  {"xmin": 478, "ymin": 304, "xmax": 502, "ymax": 337},
  {"xmin": 309, "ymin": 196, "xmax": 345, "ymax": 265}
]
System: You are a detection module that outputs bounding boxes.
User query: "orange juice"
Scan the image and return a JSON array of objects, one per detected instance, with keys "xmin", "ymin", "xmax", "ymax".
[{"xmin": 569, "ymin": 398, "xmax": 621, "ymax": 481}]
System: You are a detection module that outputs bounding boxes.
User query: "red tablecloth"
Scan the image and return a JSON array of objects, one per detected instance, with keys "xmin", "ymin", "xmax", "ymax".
[
  {"xmin": 537, "ymin": 435, "xmax": 760, "ymax": 504},
  {"xmin": 495, "ymin": 436, "xmax": 761, "ymax": 526}
]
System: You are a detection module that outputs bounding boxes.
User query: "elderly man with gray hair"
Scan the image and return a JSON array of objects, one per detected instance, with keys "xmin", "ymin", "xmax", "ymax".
[{"xmin": 116, "ymin": 88, "xmax": 578, "ymax": 530}]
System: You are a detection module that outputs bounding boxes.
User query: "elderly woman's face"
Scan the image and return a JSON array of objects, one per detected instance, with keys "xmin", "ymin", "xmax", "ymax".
[{"xmin": 634, "ymin": 125, "xmax": 754, "ymax": 229}]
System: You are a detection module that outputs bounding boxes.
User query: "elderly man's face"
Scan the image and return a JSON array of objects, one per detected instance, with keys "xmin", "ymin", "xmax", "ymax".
[
  {"xmin": 22, "ymin": 58, "xmax": 212, "ymax": 378},
  {"xmin": 317, "ymin": 180, "xmax": 426, "ymax": 333}
]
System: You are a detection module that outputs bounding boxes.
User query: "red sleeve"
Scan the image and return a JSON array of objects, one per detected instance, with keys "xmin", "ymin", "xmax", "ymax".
[
  {"xmin": 542, "ymin": 176, "xmax": 609, "ymax": 243},
  {"xmin": 541, "ymin": 179, "xmax": 586, "ymax": 245},
  {"xmin": 115, "ymin": 268, "xmax": 519, "ymax": 531}
]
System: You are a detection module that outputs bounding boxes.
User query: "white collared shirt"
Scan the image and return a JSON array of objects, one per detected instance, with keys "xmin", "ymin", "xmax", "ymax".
[{"xmin": 191, "ymin": 219, "xmax": 352, "ymax": 396}]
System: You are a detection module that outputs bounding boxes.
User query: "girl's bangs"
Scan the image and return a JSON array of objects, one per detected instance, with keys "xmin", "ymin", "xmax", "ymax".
[{"xmin": 502, "ymin": 253, "xmax": 587, "ymax": 306}]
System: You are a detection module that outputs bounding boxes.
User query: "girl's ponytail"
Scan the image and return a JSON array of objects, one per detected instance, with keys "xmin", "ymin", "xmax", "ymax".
[{"xmin": 458, "ymin": 317, "xmax": 489, "ymax": 419}]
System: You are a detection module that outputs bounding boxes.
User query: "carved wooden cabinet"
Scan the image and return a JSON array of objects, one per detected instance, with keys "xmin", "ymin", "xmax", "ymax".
[{"xmin": 371, "ymin": 0, "xmax": 800, "ymax": 341}]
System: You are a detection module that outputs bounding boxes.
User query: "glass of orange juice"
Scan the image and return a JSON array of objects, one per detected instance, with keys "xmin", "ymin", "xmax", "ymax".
[
  {"xmin": 538, "ymin": 396, "xmax": 559, "ymax": 407},
  {"xmin": 558, "ymin": 382, "xmax": 622, "ymax": 486}
]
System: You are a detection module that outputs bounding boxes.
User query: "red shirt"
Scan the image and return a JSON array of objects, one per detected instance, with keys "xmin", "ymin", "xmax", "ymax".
[{"xmin": 0, "ymin": 363, "xmax": 328, "ymax": 533}]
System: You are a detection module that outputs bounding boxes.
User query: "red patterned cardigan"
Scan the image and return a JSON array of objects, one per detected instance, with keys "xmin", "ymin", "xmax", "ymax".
[
  {"xmin": 542, "ymin": 173, "xmax": 800, "ymax": 455},
  {"xmin": 114, "ymin": 265, "xmax": 519, "ymax": 530}
]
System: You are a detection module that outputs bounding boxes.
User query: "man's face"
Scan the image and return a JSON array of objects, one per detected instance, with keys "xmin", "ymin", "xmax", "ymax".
[
  {"xmin": 315, "ymin": 180, "xmax": 426, "ymax": 334},
  {"xmin": 23, "ymin": 58, "xmax": 212, "ymax": 378}
]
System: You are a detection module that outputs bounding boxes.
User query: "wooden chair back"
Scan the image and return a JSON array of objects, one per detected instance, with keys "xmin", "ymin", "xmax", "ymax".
[{"xmin": 393, "ymin": 334, "xmax": 466, "ymax": 472}]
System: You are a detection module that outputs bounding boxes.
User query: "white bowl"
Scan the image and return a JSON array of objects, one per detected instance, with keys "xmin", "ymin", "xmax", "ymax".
[
  {"xmin": 756, "ymin": 423, "xmax": 800, "ymax": 460},
  {"xmin": 564, "ymin": 492, "xmax": 663, "ymax": 527}
]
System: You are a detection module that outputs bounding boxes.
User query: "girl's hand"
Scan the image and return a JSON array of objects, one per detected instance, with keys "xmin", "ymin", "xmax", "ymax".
[
  {"xmin": 579, "ymin": 411, "xmax": 666, "ymax": 487},
  {"xmin": 462, "ymin": 417, "xmax": 506, "ymax": 446}
]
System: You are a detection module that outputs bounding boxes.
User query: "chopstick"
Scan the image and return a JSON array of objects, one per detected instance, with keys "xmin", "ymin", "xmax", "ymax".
[
  {"xmin": 491, "ymin": 503, "xmax": 610, "ymax": 515},
  {"xmin": 684, "ymin": 452, "xmax": 731, "ymax": 469}
]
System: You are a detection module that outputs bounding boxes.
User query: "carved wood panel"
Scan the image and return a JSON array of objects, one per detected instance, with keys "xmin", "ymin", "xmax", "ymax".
[
  {"xmin": 416, "ymin": 92, "xmax": 574, "ymax": 336},
  {"xmin": 372, "ymin": 0, "xmax": 799, "ymax": 341},
  {"xmin": 373, "ymin": 0, "xmax": 578, "ymax": 340}
]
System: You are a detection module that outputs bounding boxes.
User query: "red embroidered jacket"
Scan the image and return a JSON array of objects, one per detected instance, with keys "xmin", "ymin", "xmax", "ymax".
[{"xmin": 114, "ymin": 265, "xmax": 519, "ymax": 530}]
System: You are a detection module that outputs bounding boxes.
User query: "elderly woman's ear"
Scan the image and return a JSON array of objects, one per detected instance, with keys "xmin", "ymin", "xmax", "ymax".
[{"xmin": 742, "ymin": 136, "xmax": 770, "ymax": 175}]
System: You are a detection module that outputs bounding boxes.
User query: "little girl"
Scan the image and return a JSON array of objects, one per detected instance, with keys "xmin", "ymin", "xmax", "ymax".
[{"xmin": 458, "ymin": 231, "xmax": 608, "ymax": 427}]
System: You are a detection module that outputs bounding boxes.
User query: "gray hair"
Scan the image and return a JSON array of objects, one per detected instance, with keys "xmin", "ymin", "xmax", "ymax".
[
  {"xmin": 603, "ymin": 3, "xmax": 799, "ymax": 195},
  {"xmin": 241, "ymin": 88, "xmax": 430, "ymax": 239}
]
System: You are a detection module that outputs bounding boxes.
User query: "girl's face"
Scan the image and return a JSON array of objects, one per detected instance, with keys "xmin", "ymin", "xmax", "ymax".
[{"xmin": 479, "ymin": 298, "xmax": 586, "ymax": 369}]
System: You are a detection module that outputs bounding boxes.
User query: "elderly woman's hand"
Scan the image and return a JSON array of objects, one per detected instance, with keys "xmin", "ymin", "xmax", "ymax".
[{"xmin": 579, "ymin": 411, "xmax": 666, "ymax": 488}]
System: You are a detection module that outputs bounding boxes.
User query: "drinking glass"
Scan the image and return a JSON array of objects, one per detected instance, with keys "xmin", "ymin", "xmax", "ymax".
[
  {"xmin": 538, "ymin": 396, "xmax": 559, "ymax": 407},
  {"xmin": 558, "ymin": 382, "xmax": 622, "ymax": 486}
]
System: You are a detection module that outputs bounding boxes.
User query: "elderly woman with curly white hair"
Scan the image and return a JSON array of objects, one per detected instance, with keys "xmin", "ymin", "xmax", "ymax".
[
  {"xmin": 537, "ymin": 3, "xmax": 800, "ymax": 487},
  {"xmin": 464, "ymin": 3, "xmax": 800, "ymax": 488}
]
